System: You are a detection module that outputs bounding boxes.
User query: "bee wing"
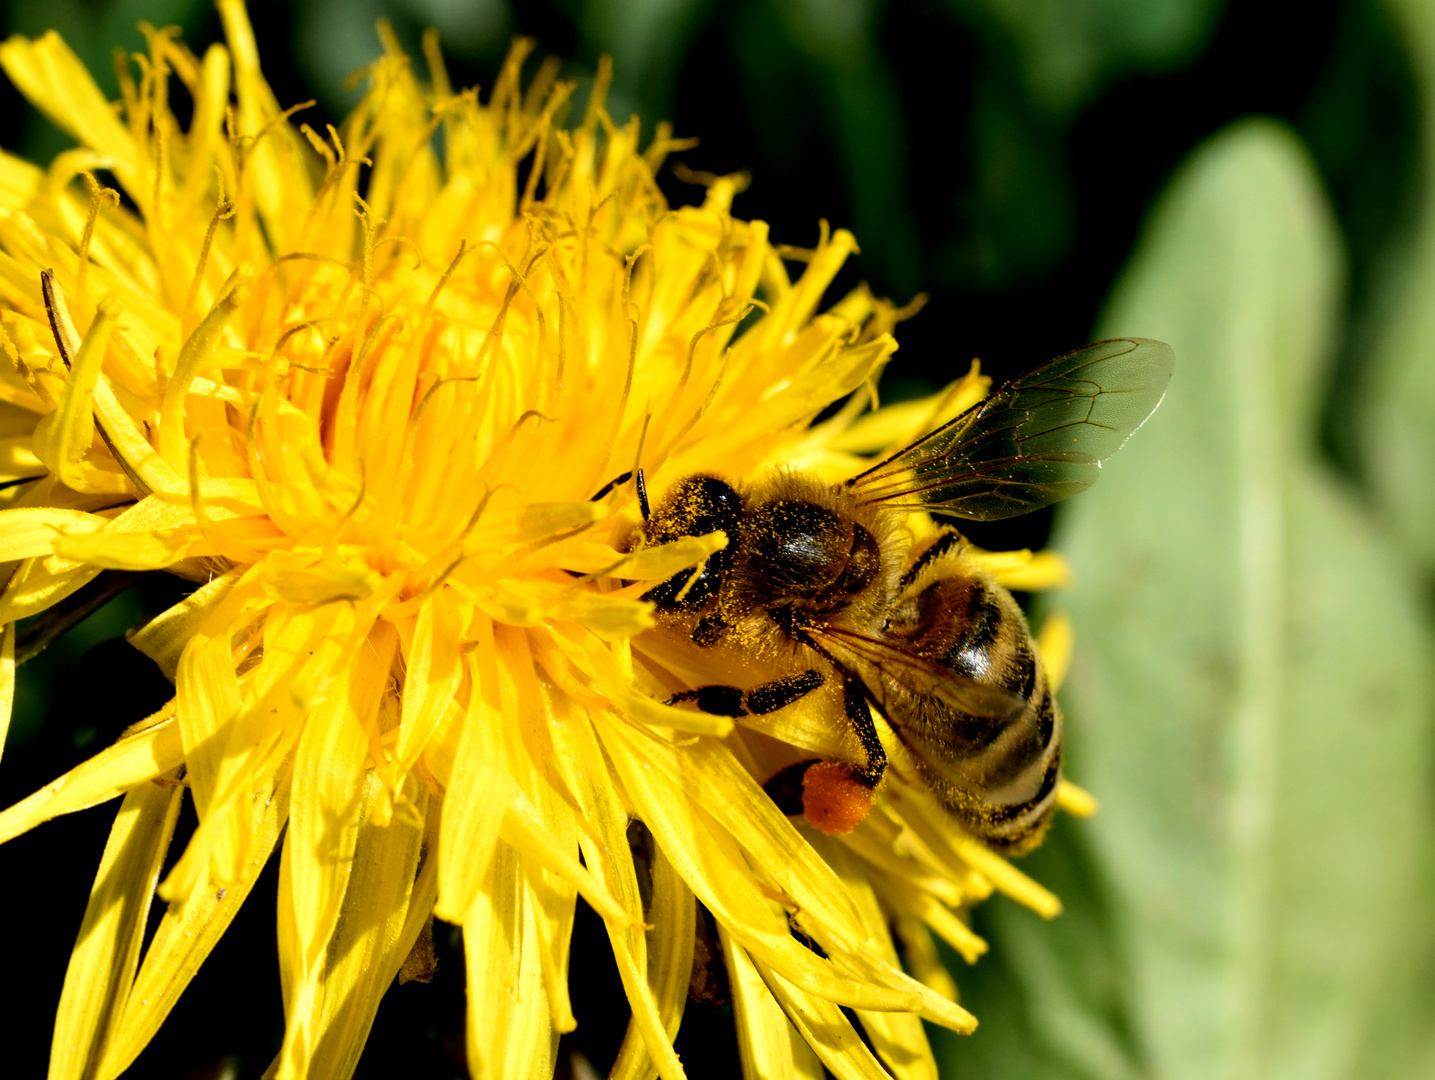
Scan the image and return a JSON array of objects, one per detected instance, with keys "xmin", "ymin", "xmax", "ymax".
[
  {"xmin": 843, "ymin": 337, "xmax": 1175, "ymax": 520},
  {"xmin": 808, "ymin": 623, "xmax": 1025, "ymax": 722}
]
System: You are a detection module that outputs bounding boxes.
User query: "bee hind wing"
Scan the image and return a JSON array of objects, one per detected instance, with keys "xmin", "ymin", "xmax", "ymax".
[{"xmin": 843, "ymin": 337, "xmax": 1174, "ymax": 520}]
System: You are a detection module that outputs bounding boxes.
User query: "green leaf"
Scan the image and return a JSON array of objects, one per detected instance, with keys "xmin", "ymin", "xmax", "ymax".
[
  {"xmin": 1359, "ymin": 0, "xmax": 1435, "ymax": 571},
  {"xmin": 985, "ymin": 117, "xmax": 1435, "ymax": 1080}
]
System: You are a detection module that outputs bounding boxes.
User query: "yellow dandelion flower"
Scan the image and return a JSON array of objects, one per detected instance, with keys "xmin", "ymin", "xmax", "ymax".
[{"xmin": 0, "ymin": 5, "xmax": 1166, "ymax": 1078}]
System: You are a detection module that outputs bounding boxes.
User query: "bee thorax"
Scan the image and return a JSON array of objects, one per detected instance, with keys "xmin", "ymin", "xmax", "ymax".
[{"xmin": 741, "ymin": 499, "xmax": 881, "ymax": 618}]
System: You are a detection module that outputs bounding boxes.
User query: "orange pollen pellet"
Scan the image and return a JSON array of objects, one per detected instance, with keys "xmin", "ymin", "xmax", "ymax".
[{"xmin": 801, "ymin": 761, "xmax": 874, "ymax": 836}]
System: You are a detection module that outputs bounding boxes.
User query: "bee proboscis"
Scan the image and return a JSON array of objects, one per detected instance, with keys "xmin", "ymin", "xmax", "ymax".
[{"xmin": 626, "ymin": 337, "xmax": 1174, "ymax": 850}]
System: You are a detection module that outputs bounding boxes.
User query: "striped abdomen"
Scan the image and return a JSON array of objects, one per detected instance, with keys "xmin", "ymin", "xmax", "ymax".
[{"xmin": 882, "ymin": 569, "xmax": 1061, "ymax": 853}]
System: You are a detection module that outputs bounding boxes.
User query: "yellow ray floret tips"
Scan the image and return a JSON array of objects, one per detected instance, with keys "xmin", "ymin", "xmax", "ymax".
[{"xmin": 0, "ymin": 4, "xmax": 1088, "ymax": 1078}]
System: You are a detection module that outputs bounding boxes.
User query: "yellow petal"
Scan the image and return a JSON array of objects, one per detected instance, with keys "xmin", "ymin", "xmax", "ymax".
[
  {"xmin": 92, "ymin": 375, "xmax": 183, "ymax": 496},
  {"xmin": 0, "ymin": 32, "xmax": 138, "ymax": 186},
  {"xmin": 0, "ymin": 624, "xmax": 14, "ymax": 771},
  {"xmin": 828, "ymin": 368, "xmax": 987, "ymax": 456},
  {"xmin": 891, "ymin": 781, "xmax": 1062, "ymax": 919},
  {"xmin": 53, "ymin": 524, "xmax": 200, "ymax": 569},
  {"xmin": 258, "ymin": 549, "xmax": 381, "ymax": 604},
  {"xmin": 969, "ymin": 547, "xmax": 1072, "ymax": 591},
  {"xmin": 95, "ymin": 769, "xmax": 290, "ymax": 1080},
  {"xmin": 434, "ymin": 648, "xmax": 512, "ymax": 923},
  {"xmin": 214, "ymin": 0, "xmax": 315, "ymax": 252},
  {"xmin": 609, "ymin": 833, "xmax": 696, "ymax": 1080},
  {"xmin": 0, "ymin": 555, "xmax": 101, "ymax": 623},
  {"xmin": 0, "ymin": 506, "xmax": 102, "ymax": 561},
  {"xmin": 173, "ymin": 601, "xmax": 247, "ymax": 821},
  {"xmin": 720, "ymin": 927, "xmax": 824, "ymax": 1080},
  {"xmin": 752, "ymin": 957, "xmax": 894, "ymax": 1080},
  {"xmin": 512, "ymin": 499, "xmax": 603, "ymax": 542},
  {"xmin": 1036, "ymin": 609, "xmax": 1074, "ymax": 692},
  {"xmin": 812, "ymin": 838, "xmax": 950, "ymax": 1076},
  {"xmin": 541, "ymin": 627, "xmax": 733, "ymax": 738},
  {"xmin": 498, "ymin": 645, "xmax": 581, "ymax": 1034},
  {"xmin": 559, "ymin": 531, "xmax": 725, "ymax": 580},
  {"xmin": 1056, "ymin": 779, "xmax": 1100, "ymax": 818},
  {"xmin": 31, "ymin": 299, "xmax": 122, "ymax": 492},
  {"xmin": 605, "ymin": 917, "xmax": 689, "ymax": 1080},
  {"xmin": 156, "ymin": 267, "xmax": 252, "ymax": 466},
  {"xmin": 391, "ymin": 586, "xmax": 464, "ymax": 778},
  {"xmin": 550, "ymin": 590, "xmax": 655, "ymax": 640},
  {"xmin": 462, "ymin": 842, "xmax": 555, "ymax": 1080},
  {"xmin": 49, "ymin": 772, "xmax": 183, "ymax": 1080},
  {"xmin": 165, "ymin": 604, "xmax": 362, "ymax": 898},
  {"xmin": 524, "ymin": 855, "xmax": 579, "ymax": 1035},
  {"xmin": 291, "ymin": 774, "xmax": 433, "ymax": 1080},
  {"xmin": 871, "ymin": 877, "xmax": 988, "ymax": 966},
  {"xmin": 0, "ymin": 702, "xmax": 180, "ymax": 845},
  {"xmin": 271, "ymin": 661, "xmax": 390, "ymax": 1080},
  {"xmin": 893, "ymin": 916, "xmax": 960, "ymax": 1004},
  {"xmin": 128, "ymin": 568, "xmax": 243, "ymax": 681},
  {"xmin": 500, "ymin": 788, "xmax": 631, "ymax": 929},
  {"xmin": 604, "ymin": 719, "xmax": 867, "ymax": 945},
  {"xmin": 599, "ymin": 721, "xmax": 928, "ymax": 1015}
]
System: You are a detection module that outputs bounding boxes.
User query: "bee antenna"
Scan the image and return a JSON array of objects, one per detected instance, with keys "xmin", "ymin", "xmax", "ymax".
[{"xmin": 635, "ymin": 467, "xmax": 650, "ymax": 520}]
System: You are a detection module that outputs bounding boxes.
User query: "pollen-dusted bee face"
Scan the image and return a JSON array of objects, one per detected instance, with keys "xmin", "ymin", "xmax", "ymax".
[
  {"xmin": 640, "ymin": 474, "xmax": 742, "ymax": 610},
  {"xmin": 633, "ymin": 337, "xmax": 1175, "ymax": 848}
]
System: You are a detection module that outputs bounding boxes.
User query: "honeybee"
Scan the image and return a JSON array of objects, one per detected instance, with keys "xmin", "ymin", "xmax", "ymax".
[{"xmin": 626, "ymin": 338, "xmax": 1174, "ymax": 852}]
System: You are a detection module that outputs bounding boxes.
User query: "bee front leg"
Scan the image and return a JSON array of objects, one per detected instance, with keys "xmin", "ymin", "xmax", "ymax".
[{"xmin": 663, "ymin": 669, "xmax": 825, "ymax": 718}]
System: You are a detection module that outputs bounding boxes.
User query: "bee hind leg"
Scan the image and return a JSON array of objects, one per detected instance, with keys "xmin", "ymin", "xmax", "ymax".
[
  {"xmin": 841, "ymin": 676, "xmax": 887, "ymax": 789},
  {"xmin": 786, "ymin": 679, "xmax": 886, "ymax": 836},
  {"xmin": 664, "ymin": 669, "xmax": 888, "ymax": 836}
]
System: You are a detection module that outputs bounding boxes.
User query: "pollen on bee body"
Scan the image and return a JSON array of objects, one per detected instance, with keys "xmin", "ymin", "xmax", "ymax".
[{"xmin": 801, "ymin": 761, "xmax": 875, "ymax": 835}]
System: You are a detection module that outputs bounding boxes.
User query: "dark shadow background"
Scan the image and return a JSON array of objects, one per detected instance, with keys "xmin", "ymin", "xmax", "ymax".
[{"xmin": 0, "ymin": 0, "xmax": 1420, "ymax": 1076}]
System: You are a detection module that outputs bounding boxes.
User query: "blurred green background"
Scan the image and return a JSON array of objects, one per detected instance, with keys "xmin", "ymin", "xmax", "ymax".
[{"xmin": 4, "ymin": 0, "xmax": 1435, "ymax": 1077}]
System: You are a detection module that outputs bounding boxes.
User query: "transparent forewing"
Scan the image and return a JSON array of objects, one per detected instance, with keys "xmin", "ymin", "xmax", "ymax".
[{"xmin": 844, "ymin": 338, "xmax": 1175, "ymax": 520}]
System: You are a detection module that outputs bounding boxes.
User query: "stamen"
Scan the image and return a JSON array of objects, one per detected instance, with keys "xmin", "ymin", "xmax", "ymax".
[
  {"xmin": 353, "ymin": 194, "xmax": 382, "ymax": 320},
  {"xmin": 151, "ymin": 124, "xmax": 167, "ymax": 233},
  {"xmin": 679, "ymin": 301, "xmax": 758, "ymax": 398},
  {"xmin": 421, "ymin": 28, "xmax": 451, "ymax": 100},
  {"xmin": 76, "ymin": 172, "xmax": 120, "ymax": 318},
  {"xmin": 183, "ymin": 177, "xmax": 236, "ymax": 319}
]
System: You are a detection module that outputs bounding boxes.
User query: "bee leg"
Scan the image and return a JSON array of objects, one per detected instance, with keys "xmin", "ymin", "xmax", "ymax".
[
  {"xmin": 841, "ymin": 676, "xmax": 886, "ymax": 788},
  {"xmin": 785, "ymin": 677, "xmax": 886, "ymax": 836},
  {"xmin": 664, "ymin": 669, "xmax": 825, "ymax": 718},
  {"xmin": 897, "ymin": 529, "xmax": 963, "ymax": 589}
]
